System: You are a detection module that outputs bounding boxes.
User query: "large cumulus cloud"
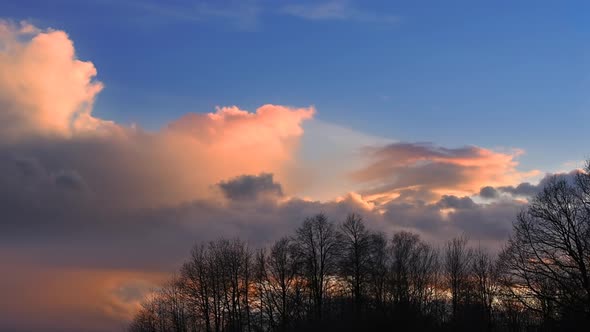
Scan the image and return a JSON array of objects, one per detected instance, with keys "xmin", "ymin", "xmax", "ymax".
[
  {"xmin": 0, "ymin": 21, "xmax": 314, "ymax": 209},
  {"xmin": 0, "ymin": 20, "xmax": 107, "ymax": 140}
]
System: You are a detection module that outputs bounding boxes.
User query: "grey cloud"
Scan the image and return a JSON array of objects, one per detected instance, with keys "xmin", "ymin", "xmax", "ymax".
[
  {"xmin": 497, "ymin": 170, "xmax": 582, "ymax": 197},
  {"xmin": 280, "ymin": 0, "xmax": 399, "ymax": 24},
  {"xmin": 54, "ymin": 170, "xmax": 87, "ymax": 191},
  {"xmin": 479, "ymin": 186, "xmax": 499, "ymax": 199},
  {"xmin": 436, "ymin": 195, "xmax": 477, "ymax": 210},
  {"xmin": 13, "ymin": 157, "xmax": 45, "ymax": 178},
  {"xmin": 498, "ymin": 182, "xmax": 539, "ymax": 197},
  {"xmin": 0, "ymin": 162, "xmax": 524, "ymax": 272},
  {"xmin": 0, "ymin": 138, "xmax": 550, "ymax": 274},
  {"xmin": 218, "ymin": 173, "xmax": 283, "ymax": 201},
  {"xmin": 382, "ymin": 195, "xmax": 522, "ymax": 247}
]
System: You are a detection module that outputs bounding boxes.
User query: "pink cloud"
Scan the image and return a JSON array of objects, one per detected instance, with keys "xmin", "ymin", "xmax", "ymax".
[
  {"xmin": 351, "ymin": 143, "xmax": 540, "ymax": 203},
  {"xmin": 0, "ymin": 21, "xmax": 315, "ymax": 208},
  {"xmin": 0, "ymin": 20, "xmax": 107, "ymax": 140}
]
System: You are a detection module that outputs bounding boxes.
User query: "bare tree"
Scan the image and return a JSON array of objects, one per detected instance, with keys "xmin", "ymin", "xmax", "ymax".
[
  {"xmin": 389, "ymin": 231, "xmax": 440, "ymax": 316},
  {"xmin": 390, "ymin": 231, "xmax": 419, "ymax": 306},
  {"xmin": 294, "ymin": 213, "xmax": 341, "ymax": 320},
  {"xmin": 472, "ymin": 247, "xmax": 499, "ymax": 330},
  {"xmin": 160, "ymin": 275, "xmax": 188, "ymax": 332},
  {"xmin": 367, "ymin": 232, "xmax": 389, "ymax": 312},
  {"xmin": 266, "ymin": 237, "xmax": 302, "ymax": 330},
  {"xmin": 253, "ymin": 248, "xmax": 274, "ymax": 331},
  {"xmin": 338, "ymin": 213, "xmax": 371, "ymax": 313},
  {"xmin": 445, "ymin": 235, "xmax": 473, "ymax": 323},
  {"xmin": 181, "ymin": 244, "xmax": 213, "ymax": 332},
  {"xmin": 499, "ymin": 169, "xmax": 590, "ymax": 326},
  {"xmin": 129, "ymin": 293, "xmax": 160, "ymax": 332}
]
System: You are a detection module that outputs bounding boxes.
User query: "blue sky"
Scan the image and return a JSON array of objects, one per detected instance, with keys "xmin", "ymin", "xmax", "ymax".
[{"xmin": 2, "ymin": 0, "xmax": 589, "ymax": 171}]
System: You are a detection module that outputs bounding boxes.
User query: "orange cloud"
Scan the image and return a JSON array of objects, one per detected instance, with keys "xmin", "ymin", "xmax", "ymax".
[
  {"xmin": 0, "ymin": 21, "xmax": 314, "ymax": 208},
  {"xmin": 351, "ymin": 143, "xmax": 539, "ymax": 203},
  {"xmin": 158, "ymin": 104, "xmax": 315, "ymax": 203},
  {"xmin": 0, "ymin": 20, "xmax": 108, "ymax": 140}
]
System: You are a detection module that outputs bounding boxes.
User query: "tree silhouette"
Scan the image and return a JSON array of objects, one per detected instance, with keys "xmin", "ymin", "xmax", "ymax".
[{"xmin": 129, "ymin": 163, "xmax": 590, "ymax": 331}]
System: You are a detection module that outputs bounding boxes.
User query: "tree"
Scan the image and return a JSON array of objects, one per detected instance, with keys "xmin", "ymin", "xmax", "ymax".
[
  {"xmin": 129, "ymin": 293, "xmax": 160, "ymax": 332},
  {"xmin": 367, "ymin": 232, "xmax": 389, "ymax": 313},
  {"xmin": 499, "ymin": 166, "xmax": 590, "ymax": 328},
  {"xmin": 338, "ymin": 213, "xmax": 371, "ymax": 313},
  {"xmin": 294, "ymin": 213, "xmax": 341, "ymax": 320},
  {"xmin": 267, "ymin": 237, "xmax": 302, "ymax": 330},
  {"xmin": 181, "ymin": 244, "xmax": 213, "ymax": 332},
  {"xmin": 445, "ymin": 235, "xmax": 473, "ymax": 324},
  {"xmin": 471, "ymin": 247, "xmax": 499, "ymax": 330},
  {"xmin": 389, "ymin": 231, "xmax": 440, "ymax": 322}
]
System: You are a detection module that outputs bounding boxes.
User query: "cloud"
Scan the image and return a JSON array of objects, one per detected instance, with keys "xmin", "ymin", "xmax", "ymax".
[
  {"xmin": 436, "ymin": 195, "xmax": 477, "ymax": 210},
  {"xmin": 0, "ymin": 103, "xmax": 313, "ymax": 209},
  {"xmin": 93, "ymin": 0, "xmax": 397, "ymax": 29},
  {"xmin": 282, "ymin": 0, "xmax": 351, "ymax": 20},
  {"xmin": 0, "ymin": 20, "xmax": 108, "ymax": 141},
  {"xmin": 291, "ymin": 119, "xmax": 394, "ymax": 201},
  {"xmin": 280, "ymin": 0, "xmax": 399, "ymax": 23},
  {"xmin": 107, "ymin": 0, "xmax": 262, "ymax": 30},
  {"xmin": 493, "ymin": 169, "xmax": 582, "ymax": 198},
  {"xmin": 0, "ymin": 20, "xmax": 314, "ymax": 208},
  {"xmin": 54, "ymin": 170, "xmax": 87, "ymax": 191},
  {"xmin": 381, "ymin": 195, "xmax": 523, "ymax": 247},
  {"xmin": 218, "ymin": 173, "xmax": 283, "ymax": 201},
  {"xmin": 0, "ymin": 18, "xmax": 315, "ymax": 223},
  {"xmin": 351, "ymin": 142, "xmax": 540, "ymax": 203},
  {"xmin": 479, "ymin": 186, "xmax": 499, "ymax": 199},
  {"xmin": 497, "ymin": 182, "xmax": 539, "ymax": 197}
]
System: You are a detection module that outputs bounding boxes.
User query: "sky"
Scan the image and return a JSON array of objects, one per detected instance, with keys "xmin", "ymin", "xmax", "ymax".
[{"xmin": 0, "ymin": 0, "xmax": 588, "ymax": 331}]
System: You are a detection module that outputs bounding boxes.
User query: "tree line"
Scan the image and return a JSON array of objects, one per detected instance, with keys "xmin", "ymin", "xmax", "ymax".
[{"xmin": 129, "ymin": 162, "xmax": 590, "ymax": 331}]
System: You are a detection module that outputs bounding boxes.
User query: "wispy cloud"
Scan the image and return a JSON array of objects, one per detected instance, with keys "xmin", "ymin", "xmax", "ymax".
[
  {"xmin": 92, "ymin": 0, "xmax": 263, "ymax": 30},
  {"xmin": 280, "ymin": 0, "xmax": 399, "ymax": 24},
  {"xmin": 89, "ymin": 0, "xmax": 398, "ymax": 29}
]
